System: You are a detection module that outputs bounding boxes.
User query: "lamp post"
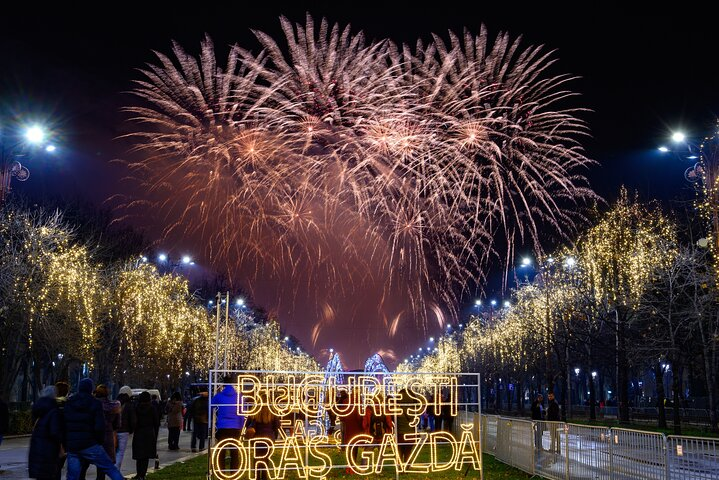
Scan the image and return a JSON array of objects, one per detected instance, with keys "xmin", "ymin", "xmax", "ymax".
[
  {"xmin": 1, "ymin": 123, "xmax": 55, "ymax": 203},
  {"xmin": 660, "ymin": 125, "xmax": 719, "ymax": 260}
]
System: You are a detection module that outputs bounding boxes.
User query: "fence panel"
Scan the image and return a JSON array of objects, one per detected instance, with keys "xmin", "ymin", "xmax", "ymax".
[
  {"xmin": 534, "ymin": 421, "xmax": 566, "ymax": 480},
  {"xmin": 667, "ymin": 435, "xmax": 719, "ymax": 480},
  {"xmin": 507, "ymin": 417, "xmax": 535, "ymax": 475},
  {"xmin": 495, "ymin": 417, "xmax": 513, "ymax": 466},
  {"xmin": 482, "ymin": 414, "xmax": 498, "ymax": 453},
  {"xmin": 610, "ymin": 428, "xmax": 667, "ymax": 480},
  {"xmin": 566, "ymin": 423, "xmax": 612, "ymax": 480}
]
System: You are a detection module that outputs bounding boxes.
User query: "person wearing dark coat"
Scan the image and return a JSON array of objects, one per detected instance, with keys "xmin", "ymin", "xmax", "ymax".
[
  {"xmin": 29, "ymin": 387, "xmax": 62, "ymax": 480},
  {"xmin": 90, "ymin": 385, "xmax": 121, "ymax": 480},
  {"xmin": 190, "ymin": 388, "xmax": 209, "ymax": 452},
  {"xmin": 547, "ymin": 392, "xmax": 561, "ymax": 454},
  {"xmin": 531, "ymin": 394, "xmax": 545, "ymax": 454},
  {"xmin": 130, "ymin": 391, "xmax": 159, "ymax": 480},
  {"xmin": 54, "ymin": 381, "xmax": 70, "ymax": 480},
  {"xmin": 114, "ymin": 389, "xmax": 133, "ymax": 470},
  {"xmin": 63, "ymin": 378, "xmax": 124, "ymax": 480}
]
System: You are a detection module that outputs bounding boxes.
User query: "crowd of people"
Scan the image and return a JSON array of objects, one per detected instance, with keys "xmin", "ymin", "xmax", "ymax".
[
  {"xmin": 25, "ymin": 379, "xmax": 214, "ymax": 480},
  {"xmin": 24, "ymin": 376, "xmax": 460, "ymax": 478}
]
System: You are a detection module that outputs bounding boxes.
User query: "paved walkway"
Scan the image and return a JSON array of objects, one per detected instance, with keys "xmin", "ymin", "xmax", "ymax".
[{"xmin": 0, "ymin": 427, "xmax": 203, "ymax": 479}]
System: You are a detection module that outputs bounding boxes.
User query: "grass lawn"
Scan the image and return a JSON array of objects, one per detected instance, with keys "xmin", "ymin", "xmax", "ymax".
[{"xmin": 150, "ymin": 448, "xmax": 531, "ymax": 480}]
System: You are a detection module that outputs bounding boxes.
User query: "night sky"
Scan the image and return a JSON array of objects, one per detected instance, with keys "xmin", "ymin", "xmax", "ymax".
[{"xmin": 2, "ymin": 5, "xmax": 717, "ymax": 368}]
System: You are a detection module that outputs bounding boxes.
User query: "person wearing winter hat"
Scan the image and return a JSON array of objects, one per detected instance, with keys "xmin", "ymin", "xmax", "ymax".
[{"xmin": 63, "ymin": 378, "xmax": 124, "ymax": 480}]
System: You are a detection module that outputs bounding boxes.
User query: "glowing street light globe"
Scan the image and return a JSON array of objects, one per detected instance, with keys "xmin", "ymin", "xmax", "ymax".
[
  {"xmin": 671, "ymin": 131, "xmax": 686, "ymax": 143},
  {"xmin": 182, "ymin": 255, "xmax": 192, "ymax": 264},
  {"xmin": 236, "ymin": 298, "xmax": 245, "ymax": 306},
  {"xmin": 25, "ymin": 125, "xmax": 45, "ymax": 144},
  {"xmin": 45, "ymin": 144, "xmax": 56, "ymax": 152},
  {"xmin": 158, "ymin": 253, "xmax": 168, "ymax": 262},
  {"xmin": 658, "ymin": 146, "xmax": 669, "ymax": 153},
  {"xmin": 521, "ymin": 257, "xmax": 532, "ymax": 267}
]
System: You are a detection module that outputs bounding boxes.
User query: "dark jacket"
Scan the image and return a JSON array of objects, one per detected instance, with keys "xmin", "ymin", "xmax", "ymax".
[
  {"xmin": 63, "ymin": 392, "xmax": 104, "ymax": 452},
  {"xmin": 252, "ymin": 416, "xmax": 280, "ymax": 440},
  {"xmin": 191, "ymin": 393, "xmax": 209, "ymax": 424},
  {"xmin": 99, "ymin": 398, "xmax": 121, "ymax": 462},
  {"xmin": 530, "ymin": 400, "xmax": 544, "ymax": 421},
  {"xmin": 547, "ymin": 399, "xmax": 561, "ymax": 421},
  {"xmin": 28, "ymin": 397, "xmax": 62, "ymax": 478},
  {"xmin": 130, "ymin": 401, "xmax": 159, "ymax": 460},
  {"xmin": 118, "ymin": 400, "xmax": 133, "ymax": 434}
]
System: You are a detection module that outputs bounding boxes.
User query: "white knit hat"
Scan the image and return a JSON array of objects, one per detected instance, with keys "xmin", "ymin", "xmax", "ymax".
[{"xmin": 119, "ymin": 385, "xmax": 133, "ymax": 396}]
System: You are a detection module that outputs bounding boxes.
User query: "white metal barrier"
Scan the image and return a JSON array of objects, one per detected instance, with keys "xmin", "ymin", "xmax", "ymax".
[
  {"xmin": 482, "ymin": 414, "xmax": 498, "ymax": 453},
  {"xmin": 480, "ymin": 414, "xmax": 719, "ymax": 480},
  {"xmin": 566, "ymin": 423, "xmax": 612, "ymax": 480},
  {"xmin": 494, "ymin": 417, "xmax": 535, "ymax": 475},
  {"xmin": 667, "ymin": 435, "xmax": 719, "ymax": 479},
  {"xmin": 610, "ymin": 427, "xmax": 667, "ymax": 479}
]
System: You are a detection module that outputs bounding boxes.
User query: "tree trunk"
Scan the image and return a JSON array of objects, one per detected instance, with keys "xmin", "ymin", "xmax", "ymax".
[
  {"xmin": 564, "ymin": 343, "xmax": 571, "ymax": 421},
  {"xmin": 671, "ymin": 361, "xmax": 682, "ymax": 435},
  {"xmin": 617, "ymin": 310, "xmax": 630, "ymax": 422},
  {"xmin": 517, "ymin": 378, "xmax": 524, "ymax": 416},
  {"xmin": 655, "ymin": 362, "xmax": 667, "ymax": 429},
  {"xmin": 700, "ymin": 322, "xmax": 719, "ymax": 432}
]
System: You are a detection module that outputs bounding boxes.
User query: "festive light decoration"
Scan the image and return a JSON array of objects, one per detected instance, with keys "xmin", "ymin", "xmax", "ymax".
[
  {"xmin": 123, "ymin": 15, "xmax": 598, "ymax": 335},
  {"xmin": 402, "ymin": 188, "xmax": 678, "ymax": 409},
  {"xmin": 209, "ymin": 370, "xmax": 481, "ymax": 479}
]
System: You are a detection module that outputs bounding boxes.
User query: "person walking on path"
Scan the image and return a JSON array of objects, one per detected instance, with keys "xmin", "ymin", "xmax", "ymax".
[
  {"xmin": 165, "ymin": 392, "xmax": 183, "ymax": 450},
  {"xmin": 114, "ymin": 386, "xmax": 133, "ymax": 470},
  {"xmin": 90, "ymin": 385, "xmax": 121, "ymax": 480},
  {"xmin": 28, "ymin": 386, "xmax": 63, "ymax": 480},
  {"xmin": 63, "ymin": 378, "xmax": 124, "ymax": 480},
  {"xmin": 54, "ymin": 381, "xmax": 70, "ymax": 480},
  {"xmin": 190, "ymin": 387, "xmax": 209, "ymax": 452},
  {"xmin": 547, "ymin": 392, "xmax": 561, "ymax": 455},
  {"xmin": 531, "ymin": 394, "xmax": 545, "ymax": 454},
  {"xmin": 211, "ymin": 376, "xmax": 245, "ymax": 472},
  {"xmin": 129, "ymin": 391, "xmax": 159, "ymax": 480}
]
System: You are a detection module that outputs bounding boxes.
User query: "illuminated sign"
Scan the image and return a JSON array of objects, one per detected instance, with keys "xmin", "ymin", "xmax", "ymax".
[{"xmin": 209, "ymin": 371, "xmax": 481, "ymax": 479}]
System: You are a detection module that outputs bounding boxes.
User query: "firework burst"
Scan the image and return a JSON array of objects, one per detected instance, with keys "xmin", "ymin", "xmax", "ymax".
[{"xmin": 122, "ymin": 14, "xmax": 598, "ymax": 344}]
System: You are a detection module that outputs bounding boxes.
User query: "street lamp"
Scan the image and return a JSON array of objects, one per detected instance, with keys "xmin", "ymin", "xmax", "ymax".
[
  {"xmin": 1, "ymin": 123, "xmax": 54, "ymax": 202},
  {"xmin": 155, "ymin": 253, "xmax": 195, "ymax": 274},
  {"xmin": 660, "ymin": 125, "xmax": 719, "ymax": 256}
]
